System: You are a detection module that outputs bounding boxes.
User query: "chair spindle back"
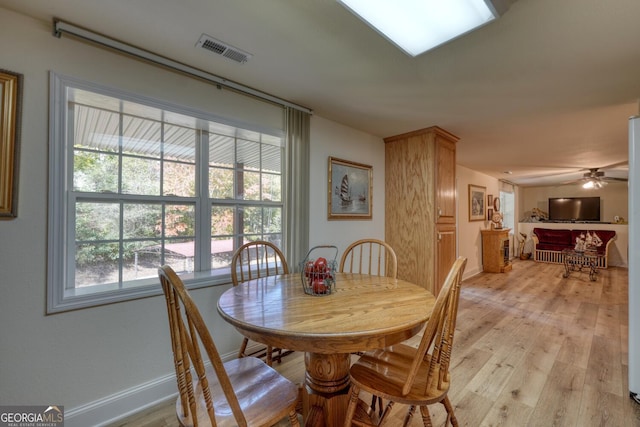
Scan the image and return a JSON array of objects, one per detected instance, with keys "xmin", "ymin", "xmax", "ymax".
[
  {"xmin": 159, "ymin": 265, "xmax": 246, "ymax": 426},
  {"xmin": 231, "ymin": 241, "xmax": 289, "ymax": 285},
  {"xmin": 339, "ymin": 239, "xmax": 398, "ymax": 278},
  {"xmin": 403, "ymin": 257, "xmax": 467, "ymax": 396}
]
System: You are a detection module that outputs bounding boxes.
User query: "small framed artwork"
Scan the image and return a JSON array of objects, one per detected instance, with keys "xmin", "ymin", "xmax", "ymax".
[
  {"xmin": 0, "ymin": 69, "xmax": 22, "ymax": 219},
  {"xmin": 468, "ymin": 184, "xmax": 486, "ymax": 221},
  {"xmin": 494, "ymin": 197, "xmax": 501, "ymax": 212},
  {"xmin": 488, "ymin": 208, "xmax": 494, "ymax": 221},
  {"xmin": 487, "ymin": 194, "xmax": 493, "ymax": 207},
  {"xmin": 328, "ymin": 157, "xmax": 372, "ymax": 220}
]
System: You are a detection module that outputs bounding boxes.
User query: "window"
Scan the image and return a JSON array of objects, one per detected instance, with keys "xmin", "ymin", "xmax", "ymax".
[
  {"xmin": 48, "ymin": 74, "xmax": 285, "ymax": 313},
  {"xmin": 499, "ymin": 191, "xmax": 515, "ymax": 231},
  {"xmin": 500, "ymin": 186, "xmax": 515, "ymax": 258}
]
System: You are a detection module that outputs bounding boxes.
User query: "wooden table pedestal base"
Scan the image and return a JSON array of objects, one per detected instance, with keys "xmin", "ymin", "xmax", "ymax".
[{"xmin": 302, "ymin": 352, "xmax": 351, "ymax": 426}]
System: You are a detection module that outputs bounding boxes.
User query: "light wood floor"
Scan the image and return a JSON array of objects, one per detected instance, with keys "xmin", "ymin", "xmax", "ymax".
[{"xmin": 111, "ymin": 260, "xmax": 640, "ymax": 426}]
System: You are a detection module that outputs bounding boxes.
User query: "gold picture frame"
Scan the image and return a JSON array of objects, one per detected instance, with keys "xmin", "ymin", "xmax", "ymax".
[
  {"xmin": 0, "ymin": 69, "xmax": 22, "ymax": 219},
  {"xmin": 468, "ymin": 184, "xmax": 486, "ymax": 221},
  {"xmin": 328, "ymin": 157, "xmax": 372, "ymax": 220}
]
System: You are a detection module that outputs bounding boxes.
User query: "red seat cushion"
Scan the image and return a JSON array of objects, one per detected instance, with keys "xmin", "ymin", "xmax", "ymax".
[{"xmin": 533, "ymin": 228, "xmax": 572, "ymax": 245}]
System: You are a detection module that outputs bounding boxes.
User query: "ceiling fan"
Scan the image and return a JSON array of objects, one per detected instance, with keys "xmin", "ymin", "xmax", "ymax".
[{"xmin": 575, "ymin": 167, "xmax": 628, "ymax": 189}]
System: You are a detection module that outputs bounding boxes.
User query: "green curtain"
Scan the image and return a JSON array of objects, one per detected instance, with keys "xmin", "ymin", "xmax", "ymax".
[{"xmin": 284, "ymin": 107, "xmax": 310, "ymax": 271}]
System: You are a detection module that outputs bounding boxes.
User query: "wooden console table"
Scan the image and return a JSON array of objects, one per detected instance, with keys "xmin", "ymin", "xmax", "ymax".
[{"xmin": 481, "ymin": 228, "xmax": 512, "ymax": 273}]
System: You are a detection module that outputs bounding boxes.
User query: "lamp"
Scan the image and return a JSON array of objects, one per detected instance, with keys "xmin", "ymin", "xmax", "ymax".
[{"xmin": 338, "ymin": 0, "xmax": 512, "ymax": 57}]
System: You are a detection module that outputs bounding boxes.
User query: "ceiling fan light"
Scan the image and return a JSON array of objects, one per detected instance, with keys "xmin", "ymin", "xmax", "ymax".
[{"xmin": 582, "ymin": 179, "xmax": 606, "ymax": 189}]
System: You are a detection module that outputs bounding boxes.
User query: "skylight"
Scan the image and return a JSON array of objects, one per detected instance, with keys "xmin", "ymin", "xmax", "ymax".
[{"xmin": 338, "ymin": 0, "xmax": 499, "ymax": 57}]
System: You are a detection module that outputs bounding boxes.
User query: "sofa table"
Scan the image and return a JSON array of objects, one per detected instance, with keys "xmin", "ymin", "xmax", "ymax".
[{"xmin": 562, "ymin": 248, "xmax": 602, "ymax": 281}]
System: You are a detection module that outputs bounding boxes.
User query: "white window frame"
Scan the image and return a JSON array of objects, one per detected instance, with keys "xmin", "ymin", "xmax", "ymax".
[
  {"xmin": 499, "ymin": 191, "xmax": 515, "ymax": 231},
  {"xmin": 499, "ymin": 188, "xmax": 515, "ymax": 258},
  {"xmin": 47, "ymin": 73, "xmax": 286, "ymax": 313}
]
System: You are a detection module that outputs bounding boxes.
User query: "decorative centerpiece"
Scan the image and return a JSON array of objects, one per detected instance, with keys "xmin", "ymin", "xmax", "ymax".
[
  {"xmin": 301, "ymin": 246, "xmax": 337, "ymax": 296},
  {"xmin": 574, "ymin": 231, "xmax": 603, "ymax": 253}
]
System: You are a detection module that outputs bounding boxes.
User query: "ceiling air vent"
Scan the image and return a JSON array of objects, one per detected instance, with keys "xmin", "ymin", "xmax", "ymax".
[{"xmin": 196, "ymin": 34, "xmax": 252, "ymax": 64}]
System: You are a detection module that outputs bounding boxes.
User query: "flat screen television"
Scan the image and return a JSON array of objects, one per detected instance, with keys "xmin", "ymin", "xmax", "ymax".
[{"xmin": 548, "ymin": 197, "xmax": 601, "ymax": 222}]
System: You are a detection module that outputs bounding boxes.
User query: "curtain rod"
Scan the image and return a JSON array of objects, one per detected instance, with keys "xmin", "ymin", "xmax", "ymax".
[
  {"xmin": 499, "ymin": 179, "xmax": 517, "ymax": 186},
  {"xmin": 52, "ymin": 19, "xmax": 313, "ymax": 114}
]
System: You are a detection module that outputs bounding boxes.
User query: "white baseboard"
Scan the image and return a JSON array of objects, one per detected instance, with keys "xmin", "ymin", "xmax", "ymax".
[
  {"xmin": 463, "ymin": 267, "xmax": 482, "ymax": 280},
  {"xmin": 64, "ymin": 349, "xmax": 244, "ymax": 427},
  {"xmin": 65, "ymin": 372, "xmax": 177, "ymax": 427}
]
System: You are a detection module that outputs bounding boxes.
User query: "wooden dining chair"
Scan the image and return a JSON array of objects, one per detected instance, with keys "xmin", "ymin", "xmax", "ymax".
[
  {"xmin": 339, "ymin": 238, "xmax": 398, "ymax": 415},
  {"xmin": 231, "ymin": 240, "xmax": 290, "ymax": 365},
  {"xmin": 158, "ymin": 265, "xmax": 300, "ymax": 427},
  {"xmin": 339, "ymin": 238, "xmax": 398, "ymax": 279},
  {"xmin": 343, "ymin": 257, "xmax": 467, "ymax": 427}
]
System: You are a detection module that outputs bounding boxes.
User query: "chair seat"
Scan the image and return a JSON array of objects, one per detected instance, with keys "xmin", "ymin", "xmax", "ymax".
[
  {"xmin": 349, "ymin": 344, "xmax": 450, "ymax": 406},
  {"xmin": 176, "ymin": 357, "xmax": 300, "ymax": 427}
]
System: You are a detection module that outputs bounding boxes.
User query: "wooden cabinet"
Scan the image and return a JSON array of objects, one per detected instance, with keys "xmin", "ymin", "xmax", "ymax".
[
  {"xmin": 481, "ymin": 228, "xmax": 512, "ymax": 273},
  {"xmin": 384, "ymin": 126, "xmax": 459, "ymax": 296},
  {"xmin": 435, "ymin": 224, "xmax": 457, "ymax": 295},
  {"xmin": 435, "ymin": 137, "xmax": 456, "ymax": 225}
]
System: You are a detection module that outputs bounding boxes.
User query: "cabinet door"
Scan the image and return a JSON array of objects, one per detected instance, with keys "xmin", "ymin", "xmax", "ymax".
[
  {"xmin": 435, "ymin": 137, "xmax": 456, "ymax": 224},
  {"xmin": 435, "ymin": 225, "xmax": 456, "ymax": 296}
]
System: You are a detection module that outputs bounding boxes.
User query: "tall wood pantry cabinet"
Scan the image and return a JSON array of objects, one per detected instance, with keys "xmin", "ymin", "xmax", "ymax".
[{"xmin": 384, "ymin": 126, "xmax": 459, "ymax": 296}]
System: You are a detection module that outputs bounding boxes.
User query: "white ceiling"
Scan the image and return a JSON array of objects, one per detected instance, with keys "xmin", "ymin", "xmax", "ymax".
[{"xmin": 2, "ymin": 0, "xmax": 639, "ymax": 186}]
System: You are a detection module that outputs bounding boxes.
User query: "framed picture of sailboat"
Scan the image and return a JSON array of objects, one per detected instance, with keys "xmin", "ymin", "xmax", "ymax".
[{"xmin": 328, "ymin": 157, "xmax": 372, "ymax": 220}]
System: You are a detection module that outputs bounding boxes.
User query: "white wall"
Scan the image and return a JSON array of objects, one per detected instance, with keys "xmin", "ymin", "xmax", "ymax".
[
  {"xmin": 0, "ymin": 9, "xmax": 386, "ymax": 426},
  {"xmin": 308, "ymin": 116, "xmax": 386, "ymax": 253}
]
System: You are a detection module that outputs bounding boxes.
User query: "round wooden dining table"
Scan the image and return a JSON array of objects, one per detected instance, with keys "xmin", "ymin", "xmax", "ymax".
[{"xmin": 217, "ymin": 272, "xmax": 435, "ymax": 427}]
